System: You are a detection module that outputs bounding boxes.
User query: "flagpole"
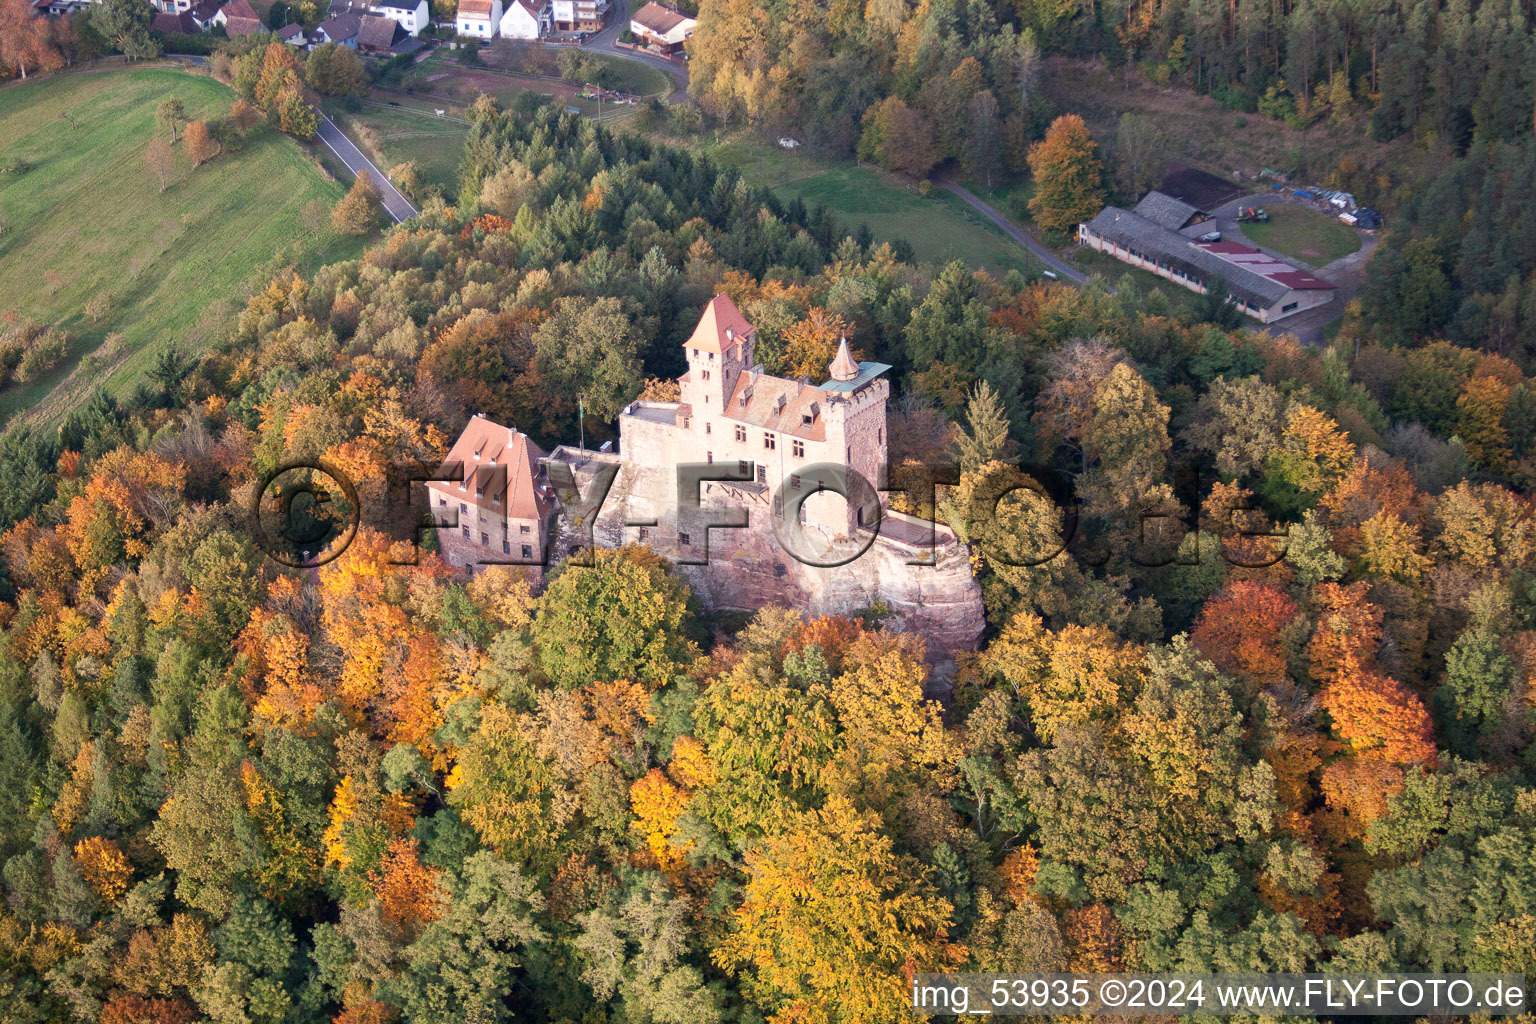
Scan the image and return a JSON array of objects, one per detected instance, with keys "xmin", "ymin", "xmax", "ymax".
[{"xmin": 578, "ymin": 398, "xmax": 585, "ymax": 453}]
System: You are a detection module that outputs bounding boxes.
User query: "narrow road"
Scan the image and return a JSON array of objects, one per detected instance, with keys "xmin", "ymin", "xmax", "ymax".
[
  {"xmin": 571, "ymin": 0, "xmax": 691, "ymax": 102},
  {"xmin": 934, "ymin": 176, "xmax": 1085, "ymax": 283},
  {"xmin": 315, "ymin": 113, "xmax": 419, "ymax": 224}
]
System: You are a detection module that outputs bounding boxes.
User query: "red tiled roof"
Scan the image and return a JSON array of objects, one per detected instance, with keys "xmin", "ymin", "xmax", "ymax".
[
  {"xmin": 437, "ymin": 416, "xmax": 555, "ymax": 521},
  {"xmin": 457, "ymin": 0, "xmax": 494, "ymax": 18},
  {"xmin": 686, "ymin": 293, "xmax": 754, "ymax": 355},
  {"xmin": 722, "ymin": 370, "xmax": 829, "ymax": 442}
]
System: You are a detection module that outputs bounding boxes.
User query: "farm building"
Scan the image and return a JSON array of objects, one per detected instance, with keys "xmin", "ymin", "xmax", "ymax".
[{"xmin": 1079, "ymin": 203, "xmax": 1335, "ymax": 323}]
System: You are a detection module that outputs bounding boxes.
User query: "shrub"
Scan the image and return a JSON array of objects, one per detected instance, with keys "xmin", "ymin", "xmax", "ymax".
[{"xmin": 15, "ymin": 329, "xmax": 68, "ymax": 383}]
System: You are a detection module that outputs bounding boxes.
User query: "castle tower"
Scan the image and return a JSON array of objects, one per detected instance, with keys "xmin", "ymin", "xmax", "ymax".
[
  {"xmin": 679, "ymin": 294, "xmax": 756, "ymax": 437},
  {"xmin": 816, "ymin": 337, "xmax": 891, "ymax": 535}
]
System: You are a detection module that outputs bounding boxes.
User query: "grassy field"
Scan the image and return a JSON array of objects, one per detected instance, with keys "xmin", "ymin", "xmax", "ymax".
[
  {"xmin": 773, "ymin": 166, "xmax": 1039, "ymax": 275},
  {"xmin": 1239, "ymin": 204, "xmax": 1361, "ymax": 266},
  {"xmin": 0, "ymin": 67, "xmax": 363, "ymax": 425},
  {"xmin": 327, "ymin": 98, "xmax": 469, "ymax": 199}
]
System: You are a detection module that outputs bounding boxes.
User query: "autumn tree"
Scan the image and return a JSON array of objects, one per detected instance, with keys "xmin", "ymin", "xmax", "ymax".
[
  {"xmin": 779, "ymin": 307, "xmax": 852, "ymax": 380},
  {"xmin": 1189, "ymin": 582, "xmax": 1299, "ymax": 686},
  {"xmin": 332, "ymin": 172, "xmax": 382, "ymax": 235},
  {"xmin": 184, "ymin": 120, "xmax": 219, "ymax": 167},
  {"xmin": 857, "ymin": 96, "xmax": 940, "ymax": 180},
  {"xmin": 0, "ymin": 0, "xmax": 64, "ymax": 80},
  {"xmin": 1027, "ymin": 114, "xmax": 1108, "ymax": 233},
  {"xmin": 714, "ymin": 798, "xmax": 958, "ymax": 1023},
  {"xmin": 74, "ymin": 835, "xmax": 132, "ymax": 902}
]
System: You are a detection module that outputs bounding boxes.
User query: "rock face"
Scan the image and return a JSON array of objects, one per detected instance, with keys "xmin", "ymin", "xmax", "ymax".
[{"xmin": 545, "ymin": 449, "xmax": 987, "ymax": 669}]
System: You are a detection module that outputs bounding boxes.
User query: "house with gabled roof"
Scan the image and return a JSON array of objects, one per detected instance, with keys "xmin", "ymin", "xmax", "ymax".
[
  {"xmin": 498, "ymin": 0, "xmax": 549, "ymax": 38},
  {"xmin": 427, "ymin": 416, "xmax": 559, "ymax": 568},
  {"xmin": 370, "ymin": 0, "xmax": 428, "ymax": 34},
  {"xmin": 357, "ymin": 12, "xmax": 404, "ymax": 50},
  {"xmin": 629, "ymin": 0, "xmax": 693, "ymax": 53},
  {"xmin": 213, "ymin": 0, "xmax": 266, "ymax": 35},
  {"xmin": 314, "ymin": 10, "xmax": 361, "ymax": 45},
  {"xmin": 455, "ymin": 0, "xmax": 500, "ymax": 37}
]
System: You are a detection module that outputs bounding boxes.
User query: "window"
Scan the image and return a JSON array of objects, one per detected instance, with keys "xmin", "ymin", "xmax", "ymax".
[
  {"xmin": 737, "ymin": 459, "xmax": 748, "ymax": 476},
  {"xmin": 773, "ymin": 495, "xmax": 783, "ymax": 517},
  {"xmin": 790, "ymin": 474, "xmax": 800, "ymax": 490},
  {"xmin": 520, "ymin": 524, "xmax": 530, "ymax": 534},
  {"xmin": 763, "ymin": 433, "xmax": 775, "ymax": 450},
  {"xmin": 792, "ymin": 440, "xmax": 805, "ymax": 458},
  {"xmin": 438, "ymin": 496, "xmax": 446, "ymax": 506},
  {"xmin": 521, "ymin": 545, "xmax": 533, "ymax": 559},
  {"xmin": 798, "ymin": 504, "xmax": 807, "ymax": 524},
  {"xmin": 735, "ymin": 425, "xmax": 746, "ymax": 442},
  {"xmin": 702, "ymin": 369, "xmax": 711, "ymax": 380},
  {"xmin": 706, "ymin": 451, "xmax": 713, "ymax": 464},
  {"xmin": 757, "ymin": 465, "xmax": 766, "ymax": 484},
  {"xmin": 638, "ymin": 526, "xmax": 649, "ymax": 542},
  {"xmin": 492, "ymin": 494, "xmax": 501, "ymax": 506},
  {"xmin": 459, "ymin": 503, "xmax": 467, "ymax": 516},
  {"xmin": 846, "ymin": 446, "xmax": 852, "ymax": 462},
  {"xmin": 461, "ymin": 525, "xmax": 470, "ymax": 539},
  {"xmin": 502, "ymin": 539, "xmax": 511, "ymax": 554},
  {"xmin": 877, "ymin": 428, "xmax": 883, "ymax": 445},
  {"xmin": 1281, "ymin": 301, "xmax": 1299, "ymax": 313},
  {"xmin": 678, "ymin": 531, "xmax": 691, "ymax": 546},
  {"xmin": 705, "ymin": 422, "xmax": 711, "ymax": 434},
  {"xmin": 480, "ymin": 532, "xmax": 489, "ymax": 546}
]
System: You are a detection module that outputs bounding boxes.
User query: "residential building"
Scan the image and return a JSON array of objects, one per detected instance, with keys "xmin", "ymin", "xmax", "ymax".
[
  {"xmin": 628, "ymin": 0, "xmax": 693, "ymax": 53},
  {"xmin": 455, "ymin": 0, "xmax": 500, "ymax": 35},
  {"xmin": 189, "ymin": 0, "xmax": 223, "ymax": 28},
  {"xmin": 369, "ymin": 0, "xmax": 427, "ymax": 34},
  {"xmin": 152, "ymin": 0, "xmax": 193, "ymax": 15},
  {"xmin": 1078, "ymin": 197, "xmax": 1335, "ymax": 323},
  {"xmin": 314, "ymin": 10, "xmax": 361, "ymax": 44},
  {"xmin": 426, "ymin": 417, "xmax": 558, "ymax": 568},
  {"xmin": 357, "ymin": 12, "xmax": 403, "ymax": 50},
  {"xmin": 213, "ymin": 0, "xmax": 265, "ymax": 34},
  {"xmin": 615, "ymin": 293, "xmax": 890, "ymax": 546},
  {"xmin": 498, "ymin": 0, "xmax": 549, "ymax": 38},
  {"xmin": 551, "ymin": 0, "xmax": 606, "ymax": 32},
  {"xmin": 274, "ymin": 21, "xmax": 307, "ymax": 43}
]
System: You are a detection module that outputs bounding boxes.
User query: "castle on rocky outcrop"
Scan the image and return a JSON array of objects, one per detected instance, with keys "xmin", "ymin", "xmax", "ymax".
[{"xmin": 430, "ymin": 294, "xmax": 986, "ymax": 668}]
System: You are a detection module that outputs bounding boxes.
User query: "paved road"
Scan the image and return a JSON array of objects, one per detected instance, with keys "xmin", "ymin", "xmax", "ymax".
[
  {"xmin": 570, "ymin": 0, "xmax": 691, "ymax": 102},
  {"xmin": 934, "ymin": 176, "xmax": 1086, "ymax": 284},
  {"xmin": 315, "ymin": 113, "xmax": 419, "ymax": 224}
]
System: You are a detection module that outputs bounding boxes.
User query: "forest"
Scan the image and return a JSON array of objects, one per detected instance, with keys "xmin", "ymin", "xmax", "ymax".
[
  {"xmin": 0, "ymin": 98, "xmax": 1532, "ymax": 1024},
  {"xmin": 687, "ymin": 0, "xmax": 1536, "ymax": 162}
]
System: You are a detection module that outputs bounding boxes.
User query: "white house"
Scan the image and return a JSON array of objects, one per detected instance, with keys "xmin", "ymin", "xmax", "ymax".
[
  {"xmin": 629, "ymin": 0, "xmax": 692, "ymax": 53},
  {"xmin": 369, "ymin": 0, "xmax": 428, "ymax": 34},
  {"xmin": 498, "ymin": 0, "xmax": 549, "ymax": 38},
  {"xmin": 455, "ymin": 0, "xmax": 500, "ymax": 35}
]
